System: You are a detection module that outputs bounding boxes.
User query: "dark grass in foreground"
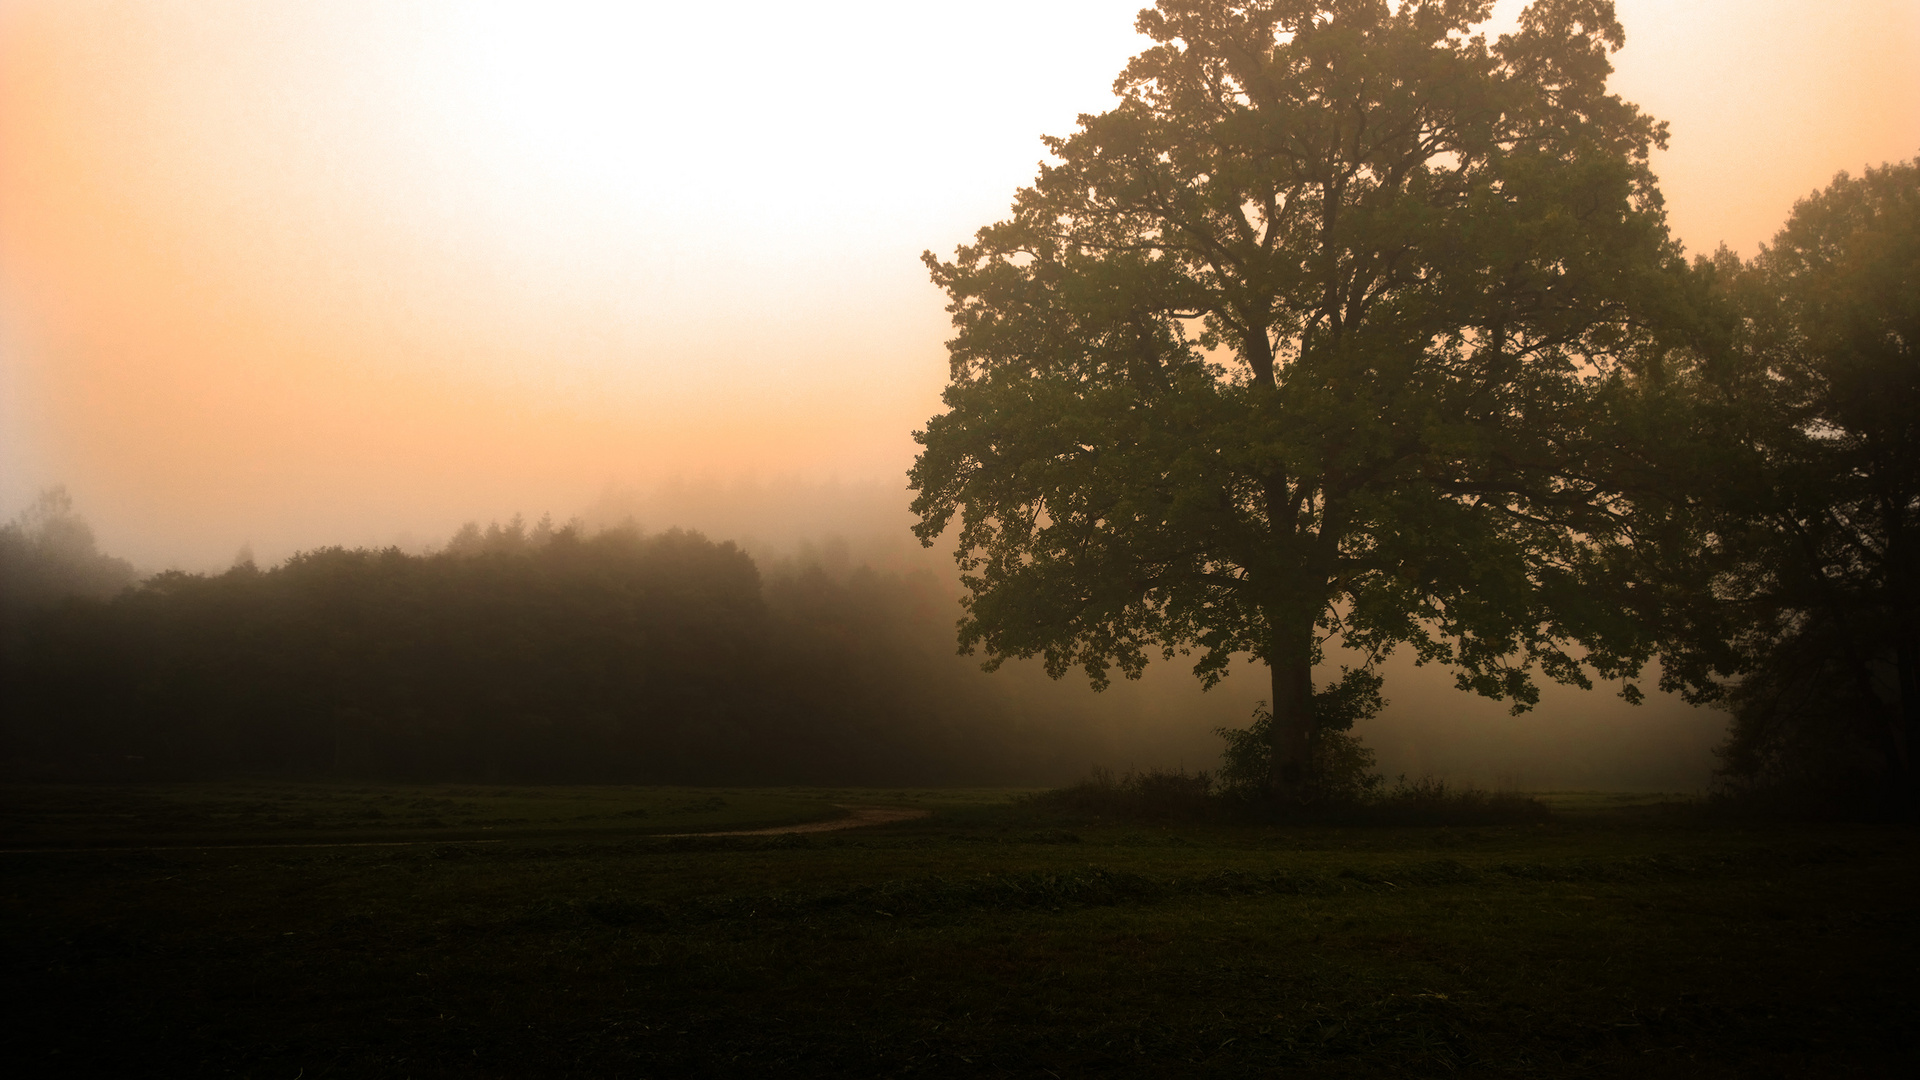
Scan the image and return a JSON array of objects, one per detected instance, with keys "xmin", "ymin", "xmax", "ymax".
[{"xmin": 3, "ymin": 784, "xmax": 1915, "ymax": 1078}]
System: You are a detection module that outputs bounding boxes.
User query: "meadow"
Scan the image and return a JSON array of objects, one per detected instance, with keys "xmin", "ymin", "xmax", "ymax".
[{"xmin": 3, "ymin": 783, "xmax": 1914, "ymax": 1077}]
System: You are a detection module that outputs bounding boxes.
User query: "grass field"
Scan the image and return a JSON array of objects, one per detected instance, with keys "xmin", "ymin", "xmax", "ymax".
[{"xmin": 3, "ymin": 782, "xmax": 1915, "ymax": 1077}]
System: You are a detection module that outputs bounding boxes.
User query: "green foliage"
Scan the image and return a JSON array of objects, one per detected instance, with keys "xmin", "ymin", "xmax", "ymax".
[
  {"xmin": 1216, "ymin": 668, "xmax": 1386, "ymax": 802},
  {"xmin": 911, "ymin": 1, "xmax": 1686, "ymax": 794},
  {"xmin": 1713, "ymin": 640, "xmax": 1900, "ymax": 817},
  {"xmin": 1654, "ymin": 159, "xmax": 1920, "ymax": 809}
]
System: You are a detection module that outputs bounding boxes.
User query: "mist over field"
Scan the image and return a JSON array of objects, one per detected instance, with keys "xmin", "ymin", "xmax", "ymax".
[
  {"xmin": 586, "ymin": 480, "xmax": 1728, "ymax": 791},
  {"xmin": 2, "ymin": 481, "xmax": 1724, "ymax": 791},
  {"xmin": 7, "ymin": 4, "xmax": 1918, "ymax": 1077},
  {"xmin": 1, "ymin": 1, "xmax": 1906, "ymax": 793}
]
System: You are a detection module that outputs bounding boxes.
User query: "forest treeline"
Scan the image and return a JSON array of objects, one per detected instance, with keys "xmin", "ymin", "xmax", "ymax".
[{"xmin": 1, "ymin": 511, "xmax": 1063, "ymax": 784}]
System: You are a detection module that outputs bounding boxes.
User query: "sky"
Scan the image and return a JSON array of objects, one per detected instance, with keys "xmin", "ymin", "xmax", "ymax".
[
  {"xmin": 3, "ymin": 0, "xmax": 1915, "ymax": 569},
  {"xmin": 1, "ymin": 0, "xmax": 1915, "ymax": 786}
]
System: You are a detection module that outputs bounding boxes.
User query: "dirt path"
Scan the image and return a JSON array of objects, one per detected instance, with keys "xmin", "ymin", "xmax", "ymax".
[
  {"xmin": 0, "ymin": 805, "xmax": 931, "ymax": 854},
  {"xmin": 665, "ymin": 804, "xmax": 929, "ymax": 837}
]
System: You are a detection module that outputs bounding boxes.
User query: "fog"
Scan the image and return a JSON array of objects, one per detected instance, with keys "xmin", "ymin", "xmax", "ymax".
[
  {"xmin": 5, "ymin": 0, "xmax": 1899, "ymax": 789},
  {"xmin": 579, "ymin": 479, "xmax": 1726, "ymax": 791},
  {"xmin": 4, "ymin": 477, "xmax": 1723, "ymax": 790}
]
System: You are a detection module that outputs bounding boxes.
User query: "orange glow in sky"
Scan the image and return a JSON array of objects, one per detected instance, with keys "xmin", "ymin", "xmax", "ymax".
[{"xmin": 3, "ymin": 0, "xmax": 1916, "ymax": 568}]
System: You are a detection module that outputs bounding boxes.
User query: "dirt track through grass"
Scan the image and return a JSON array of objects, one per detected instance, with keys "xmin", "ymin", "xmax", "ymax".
[
  {"xmin": 0, "ymin": 803, "xmax": 932, "ymax": 852},
  {"xmin": 666, "ymin": 803, "xmax": 931, "ymax": 837}
]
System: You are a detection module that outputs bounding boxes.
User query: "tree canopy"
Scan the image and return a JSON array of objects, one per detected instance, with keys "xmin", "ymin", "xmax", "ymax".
[
  {"xmin": 1660, "ymin": 160, "xmax": 1920, "ymax": 806},
  {"xmin": 911, "ymin": 0, "xmax": 1683, "ymax": 797},
  {"xmin": 1, "ymin": 523, "xmax": 1081, "ymax": 785},
  {"xmin": 0, "ymin": 487, "xmax": 136, "ymax": 622}
]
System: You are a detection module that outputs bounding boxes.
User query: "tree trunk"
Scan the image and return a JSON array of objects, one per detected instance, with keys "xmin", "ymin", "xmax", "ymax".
[{"xmin": 1267, "ymin": 621, "xmax": 1316, "ymax": 803}]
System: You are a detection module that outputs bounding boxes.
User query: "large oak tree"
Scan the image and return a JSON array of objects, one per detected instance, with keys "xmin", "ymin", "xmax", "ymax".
[{"xmin": 911, "ymin": 0, "xmax": 1683, "ymax": 798}]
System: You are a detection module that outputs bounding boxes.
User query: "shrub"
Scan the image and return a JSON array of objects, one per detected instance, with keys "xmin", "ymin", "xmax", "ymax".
[
  {"xmin": 1215, "ymin": 667, "xmax": 1386, "ymax": 804},
  {"xmin": 1024, "ymin": 766, "xmax": 1218, "ymax": 822},
  {"xmin": 1364, "ymin": 775, "xmax": 1551, "ymax": 826}
]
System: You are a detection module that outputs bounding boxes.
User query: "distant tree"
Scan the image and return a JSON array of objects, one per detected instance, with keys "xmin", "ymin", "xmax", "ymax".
[
  {"xmin": 0, "ymin": 486, "xmax": 137, "ymax": 618},
  {"xmin": 1664, "ymin": 160, "xmax": 1919, "ymax": 807},
  {"xmin": 911, "ymin": 0, "xmax": 1684, "ymax": 800}
]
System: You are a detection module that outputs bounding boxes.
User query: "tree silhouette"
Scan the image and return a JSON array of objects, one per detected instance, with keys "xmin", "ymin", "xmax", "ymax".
[
  {"xmin": 2, "ymin": 522, "xmax": 1085, "ymax": 785},
  {"xmin": 0, "ymin": 488, "xmax": 136, "ymax": 614},
  {"xmin": 911, "ymin": 0, "xmax": 1682, "ymax": 799},
  {"xmin": 1666, "ymin": 160, "xmax": 1919, "ymax": 805}
]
